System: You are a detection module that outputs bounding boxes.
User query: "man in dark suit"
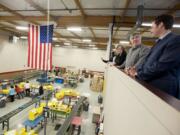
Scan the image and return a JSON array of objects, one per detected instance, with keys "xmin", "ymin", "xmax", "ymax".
[{"xmin": 129, "ymin": 14, "xmax": 180, "ymax": 99}]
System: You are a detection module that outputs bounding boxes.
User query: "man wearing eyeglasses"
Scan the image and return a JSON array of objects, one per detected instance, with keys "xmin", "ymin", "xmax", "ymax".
[{"xmin": 119, "ymin": 33, "xmax": 150, "ymax": 74}]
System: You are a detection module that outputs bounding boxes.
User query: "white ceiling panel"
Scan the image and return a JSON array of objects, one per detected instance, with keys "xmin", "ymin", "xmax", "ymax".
[
  {"xmin": 85, "ymin": 10, "xmax": 122, "ymax": 16},
  {"xmin": 32, "ymin": 0, "xmax": 76, "ymax": 10},
  {"xmin": 32, "ymin": 0, "xmax": 64, "ymax": 9},
  {"xmin": 114, "ymin": 35, "xmax": 127, "ymax": 39},
  {"xmin": 38, "ymin": 21, "xmax": 57, "ymax": 26},
  {"xmin": 14, "ymin": 21, "xmax": 29, "ymax": 26},
  {"xmin": 81, "ymin": 0, "xmax": 127, "ymax": 8},
  {"xmin": 70, "ymin": 38, "xmax": 82, "ymax": 43},
  {"xmin": 128, "ymin": 0, "xmax": 179, "ymax": 8},
  {"xmin": 72, "ymin": 29, "xmax": 93, "ymax": 38},
  {"xmin": 49, "ymin": 11, "xmax": 81, "ymax": 16},
  {"xmin": 126, "ymin": 10, "xmax": 167, "ymax": 16},
  {"xmin": 114, "ymin": 31, "xmax": 128, "ymax": 39},
  {"xmin": 119, "ymin": 27, "xmax": 132, "ymax": 31},
  {"xmin": 55, "ymin": 29, "xmax": 74, "ymax": 37},
  {"xmin": 116, "ymin": 31, "xmax": 129, "ymax": 35},
  {"xmin": 81, "ymin": 0, "xmax": 127, "ymax": 15},
  {"xmin": 0, "ymin": 0, "xmax": 36, "ymax": 10},
  {"xmin": 92, "ymin": 27, "xmax": 108, "ymax": 30},
  {"xmin": 61, "ymin": 0, "xmax": 77, "ymax": 8},
  {"xmin": 0, "ymin": 22, "xmax": 16, "ymax": 27},
  {"xmin": 17, "ymin": 11, "xmax": 43, "ymax": 16},
  {"xmin": 93, "ymin": 29, "xmax": 108, "ymax": 38},
  {"xmin": 0, "ymin": 12, "xmax": 13, "ymax": 16}
]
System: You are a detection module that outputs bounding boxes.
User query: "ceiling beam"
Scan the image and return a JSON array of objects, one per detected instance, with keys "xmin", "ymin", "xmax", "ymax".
[
  {"xmin": 74, "ymin": 0, "xmax": 86, "ymax": 18},
  {"xmin": 1, "ymin": 15, "xmax": 178, "ymax": 27},
  {"xmin": 56, "ymin": 16, "xmax": 136, "ymax": 27},
  {"xmin": 0, "ymin": 3, "xmax": 35, "ymax": 33},
  {"xmin": 113, "ymin": 0, "xmax": 132, "ymax": 37},
  {"xmin": 121, "ymin": 0, "xmax": 132, "ymax": 17},
  {"xmin": 89, "ymin": 27, "xmax": 96, "ymax": 39},
  {"xmin": 0, "ymin": 4, "xmax": 24, "ymax": 18},
  {"xmin": 0, "ymin": 16, "xmax": 153, "ymax": 22},
  {"xmin": 69, "ymin": 31, "xmax": 82, "ymax": 39},
  {"xmin": 25, "ymin": 0, "xmax": 57, "ymax": 21},
  {"xmin": 0, "ymin": 23, "xmax": 25, "ymax": 36},
  {"xmin": 5, "ymin": 21, "xmax": 19, "ymax": 26},
  {"xmin": 24, "ymin": 0, "xmax": 79, "ymax": 43},
  {"xmin": 167, "ymin": 3, "xmax": 180, "ymax": 15}
]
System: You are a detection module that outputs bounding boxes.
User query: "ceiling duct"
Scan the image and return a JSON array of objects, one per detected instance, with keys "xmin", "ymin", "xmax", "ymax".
[
  {"xmin": 126, "ymin": 3, "xmax": 144, "ymax": 39},
  {"xmin": 136, "ymin": 5, "xmax": 144, "ymax": 27}
]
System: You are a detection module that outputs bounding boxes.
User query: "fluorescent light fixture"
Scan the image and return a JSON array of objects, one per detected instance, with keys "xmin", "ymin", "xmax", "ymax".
[
  {"xmin": 142, "ymin": 23, "xmax": 180, "ymax": 28},
  {"xmin": 142, "ymin": 23, "xmax": 152, "ymax": 27},
  {"xmin": 16, "ymin": 26, "xmax": 28, "ymax": 31},
  {"xmin": 82, "ymin": 39, "xmax": 92, "ymax": 42},
  {"xmin": 64, "ymin": 42, "xmax": 71, "ymax": 46},
  {"xmin": 53, "ymin": 37, "xmax": 58, "ymax": 41},
  {"xmin": 20, "ymin": 36, "xmax": 27, "ymax": 39},
  {"xmin": 173, "ymin": 24, "xmax": 180, "ymax": 28},
  {"xmin": 89, "ymin": 44, "xmax": 96, "ymax": 47},
  {"xmin": 55, "ymin": 44, "xmax": 60, "ymax": 47},
  {"xmin": 67, "ymin": 27, "xmax": 82, "ymax": 32},
  {"xmin": 119, "ymin": 41, "xmax": 130, "ymax": 44}
]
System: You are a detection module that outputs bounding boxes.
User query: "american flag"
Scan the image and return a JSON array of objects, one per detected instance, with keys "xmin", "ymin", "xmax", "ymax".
[{"xmin": 28, "ymin": 24, "xmax": 54, "ymax": 71}]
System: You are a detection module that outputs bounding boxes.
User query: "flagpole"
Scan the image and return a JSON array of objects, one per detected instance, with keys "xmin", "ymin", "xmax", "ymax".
[{"xmin": 44, "ymin": 0, "xmax": 50, "ymax": 135}]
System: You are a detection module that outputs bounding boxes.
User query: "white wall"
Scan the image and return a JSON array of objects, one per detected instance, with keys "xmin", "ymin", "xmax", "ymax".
[
  {"xmin": 53, "ymin": 47, "xmax": 106, "ymax": 72},
  {"xmin": 104, "ymin": 66, "xmax": 180, "ymax": 135},
  {"xmin": 0, "ymin": 35, "xmax": 28, "ymax": 73},
  {"xmin": 0, "ymin": 33, "xmax": 106, "ymax": 73}
]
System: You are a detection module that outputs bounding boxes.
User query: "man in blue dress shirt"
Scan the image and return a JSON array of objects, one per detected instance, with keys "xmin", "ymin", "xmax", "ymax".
[{"xmin": 129, "ymin": 14, "xmax": 180, "ymax": 99}]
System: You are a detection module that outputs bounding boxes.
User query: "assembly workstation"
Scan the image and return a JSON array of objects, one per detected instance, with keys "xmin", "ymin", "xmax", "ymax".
[{"xmin": 0, "ymin": 68, "xmax": 103, "ymax": 135}]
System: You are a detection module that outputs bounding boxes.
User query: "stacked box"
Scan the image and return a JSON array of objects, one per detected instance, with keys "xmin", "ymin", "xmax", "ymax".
[{"xmin": 90, "ymin": 74, "xmax": 104, "ymax": 92}]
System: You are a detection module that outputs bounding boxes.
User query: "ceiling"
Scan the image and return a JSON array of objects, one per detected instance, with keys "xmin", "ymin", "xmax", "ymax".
[{"xmin": 0, "ymin": 0, "xmax": 179, "ymax": 49}]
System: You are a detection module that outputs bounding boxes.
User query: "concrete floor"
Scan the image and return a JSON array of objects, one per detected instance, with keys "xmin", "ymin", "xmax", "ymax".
[{"xmin": 0, "ymin": 78, "xmax": 100, "ymax": 135}]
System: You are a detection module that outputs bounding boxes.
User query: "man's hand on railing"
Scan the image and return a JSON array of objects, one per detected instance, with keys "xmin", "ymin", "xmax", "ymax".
[
  {"xmin": 124, "ymin": 67, "xmax": 130, "ymax": 75},
  {"xmin": 128, "ymin": 66, "xmax": 137, "ymax": 78}
]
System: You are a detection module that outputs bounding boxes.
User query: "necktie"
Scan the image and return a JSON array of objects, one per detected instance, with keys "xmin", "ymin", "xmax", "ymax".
[{"xmin": 156, "ymin": 39, "xmax": 162, "ymax": 44}]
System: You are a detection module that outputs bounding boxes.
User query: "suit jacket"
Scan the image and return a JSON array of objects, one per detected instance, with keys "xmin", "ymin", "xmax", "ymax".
[{"xmin": 137, "ymin": 33, "xmax": 180, "ymax": 98}]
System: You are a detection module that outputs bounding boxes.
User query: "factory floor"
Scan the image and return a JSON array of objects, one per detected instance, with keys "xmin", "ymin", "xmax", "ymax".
[{"xmin": 0, "ymin": 78, "xmax": 101, "ymax": 135}]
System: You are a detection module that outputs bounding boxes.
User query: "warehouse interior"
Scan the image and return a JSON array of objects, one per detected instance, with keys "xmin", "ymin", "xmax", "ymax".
[{"xmin": 0, "ymin": 0, "xmax": 180, "ymax": 135}]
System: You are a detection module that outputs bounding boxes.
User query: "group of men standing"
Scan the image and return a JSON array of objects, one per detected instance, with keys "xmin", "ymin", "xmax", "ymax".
[{"xmin": 110, "ymin": 14, "xmax": 180, "ymax": 99}]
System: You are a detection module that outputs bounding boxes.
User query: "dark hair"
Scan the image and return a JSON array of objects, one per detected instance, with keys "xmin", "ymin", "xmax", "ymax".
[
  {"xmin": 154, "ymin": 14, "xmax": 174, "ymax": 29},
  {"xmin": 11, "ymin": 85, "xmax": 14, "ymax": 88}
]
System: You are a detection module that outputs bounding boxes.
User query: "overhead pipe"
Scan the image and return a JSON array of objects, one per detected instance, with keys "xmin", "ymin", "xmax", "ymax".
[{"xmin": 126, "ymin": 4, "xmax": 144, "ymax": 40}]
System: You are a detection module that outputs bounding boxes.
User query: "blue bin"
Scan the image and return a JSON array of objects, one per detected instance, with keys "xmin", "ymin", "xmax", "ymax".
[{"xmin": 55, "ymin": 78, "xmax": 64, "ymax": 84}]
